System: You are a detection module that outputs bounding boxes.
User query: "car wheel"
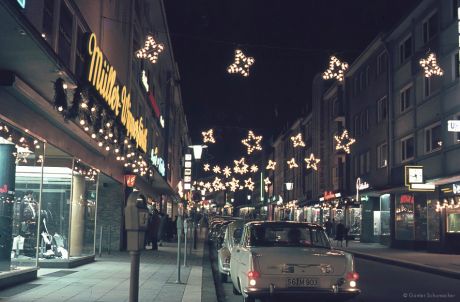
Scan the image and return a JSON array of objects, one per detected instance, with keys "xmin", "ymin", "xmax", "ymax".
[
  {"xmin": 220, "ymin": 273, "xmax": 228, "ymax": 283},
  {"xmin": 233, "ymin": 282, "xmax": 241, "ymax": 295}
]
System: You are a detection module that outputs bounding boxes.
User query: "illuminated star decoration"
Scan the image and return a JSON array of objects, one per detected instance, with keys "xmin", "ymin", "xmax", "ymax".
[
  {"xmin": 212, "ymin": 177, "xmax": 225, "ymax": 191},
  {"xmin": 135, "ymin": 35, "xmax": 165, "ymax": 64},
  {"xmin": 202, "ymin": 129, "xmax": 216, "ymax": 144},
  {"xmin": 204, "ymin": 182, "xmax": 211, "ymax": 189},
  {"xmin": 419, "ymin": 52, "xmax": 443, "ymax": 78},
  {"xmin": 304, "ymin": 153, "xmax": 321, "ymax": 171},
  {"xmin": 203, "ymin": 163, "xmax": 210, "ymax": 172},
  {"xmin": 228, "ymin": 178, "xmax": 240, "ymax": 192},
  {"xmin": 264, "ymin": 177, "xmax": 272, "ymax": 186},
  {"xmin": 223, "ymin": 166, "xmax": 232, "ymax": 178},
  {"xmin": 241, "ymin": 130, "xmax": 263, "ymax": 154},
  {"xmin": 322, "ymin": 56, "xmax": 349, "ymax": 82},
  {"xmin": 234, "ymin": 157, "xmax": 249, "ymax": 175},
  {"xmin": 291, "ymin": 133, "xmax": 305, "ymax": 148},
  {"xmin": 334, "ymin": 129, "xmax": 356, "ymax": 154},
  {"xmin": 212, "ymin": 165, "xmax": 221, "ymax": 174},
  {"xmin": 287, "ymin": 158, "xmax": 299, "ymax": 169},
  {"xmin": 244, "ymin": 178, "xmax": 255, "ymax": 191},
  {"xmin": 250, "ymin": 164, "xmax": 259, "ymax": 173},
  {"xmin": 227, "ymin": 49, "xmax": 255, "ymax": 77},
  {"xmin": 266, "ymin": 160, "xmax": 276, "ymax": 170}
]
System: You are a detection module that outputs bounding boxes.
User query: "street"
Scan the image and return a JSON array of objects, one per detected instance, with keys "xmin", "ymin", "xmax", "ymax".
[{"xmin": 208, "ymin": 244, "xmax": 460, "ymax": 302}]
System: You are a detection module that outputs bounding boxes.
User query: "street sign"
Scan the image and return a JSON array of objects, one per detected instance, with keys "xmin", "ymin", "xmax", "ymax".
[{"xmin": 447, "ymin": 120, "xmax": 460, "ymax": 132}]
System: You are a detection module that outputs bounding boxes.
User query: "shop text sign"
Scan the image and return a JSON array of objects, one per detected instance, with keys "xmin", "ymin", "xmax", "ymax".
[
  {"xmin": 150, "ymin": 148, "xmax": 165, "ymax": 177},
  {"xmin": 448, "ymin": 120, "xmax": 460, "ymax": 132},
  {"xmin": 87, "ymin": 33, "xmax": 148, "ymax": 152}
]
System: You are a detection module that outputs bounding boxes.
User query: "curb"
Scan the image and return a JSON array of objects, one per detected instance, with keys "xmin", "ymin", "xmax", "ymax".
[{"xmin": 341, "ymin": 249, "xmax": 460, "ymax": 280}]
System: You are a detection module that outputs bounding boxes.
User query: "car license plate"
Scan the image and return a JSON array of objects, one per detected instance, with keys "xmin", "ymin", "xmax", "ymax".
[{"xmin": 287, "ymin": 278, "xmax": 318, "ymax": 287}]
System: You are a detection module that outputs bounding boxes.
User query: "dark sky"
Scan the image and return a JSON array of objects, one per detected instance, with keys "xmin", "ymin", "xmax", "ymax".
[{"xmin": 165, "ymin": 0, "xmax": 420, "ymax": 164}]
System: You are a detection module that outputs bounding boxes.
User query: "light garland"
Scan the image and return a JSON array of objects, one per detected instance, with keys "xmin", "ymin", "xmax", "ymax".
[
  {"xmin": 228, "ymin": 178, "xmax": 240, "ymax": 192},
  {"xmin": 287, "ymin": 158, "xmax": 299, "ymax": 169},
  {"xmin": 135, "ymin": 35, "xmax": 164, "ymax": 64},
  {"xmin": 266, "ymin": 160, "xmax": 276, "ymax": 170},
  {"xmin": 203, "ymin": 163, "xmax": 210, "ymax": 171},
  {"xmin": 250, "ymin": 164, "xmax": 259, "ymax": 173},
  {"xmin": 212, "ymin": 165, "xmax": 221, "ymax": 174},
  {"xmin": 227, "ymin": 49, "xmax": 255, "ymax": 77},
  {"xmin": 241, "ymin": 130, "xmax": 263, "ymax": 154},
  {"xmin": 234, "ymin": 157, "xmax": 249, "ymax": 174},
  {"xmin": 202, "ymin": 129, "xmax": 216, "ymax": 144},
  {"xmin": 334, "ymin": 130, "xmax": 356, "ymax": 154},
  {"xmin": 304, "ymin": 153, "xmax": 320, "ymax": 170},
  {"xmin": 264, "ymin": 177, "xmax": 272, "ymax": 186},
  {"xmin": 212, "ymin": 177, "xmax": 225, "ymax": 191},
  {"xmin": 291, "ymin": 133, "xmax": 306, "ymax": 148},
  {"xmin": 419, "ymin": 52, "xmax": 443, "ymax": 78},
  {"xmin": 223, "ymin": 166, "xmax": 232, "ymax": 178},
  {"xmin": 204, "ymin": 182, "xmax": 211, "ymax": 189},
  {"xmin": 322, "ymin": 56, "xmax": 349, "ymax": 82},
  {"xmin": 435, "ymin": 198, "xmax": 460, "ymax": 212},
  {"xmin": 244, "ymin": 178, "xmax": 255, "ymax": 191}
]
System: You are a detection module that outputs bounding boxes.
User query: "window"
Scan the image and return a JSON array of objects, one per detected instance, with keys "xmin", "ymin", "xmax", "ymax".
[
  {"xmin": 365, "ymin": 151, "xmax": 370, "ymax": 173},
  {"xmin": 377, "ymin": 143, "xmax": 388, "ymax": 168},
  {"xmin": 361, "ymin": 109, "xmax": 369, "ymax": 132},
  {"xmin": 425, "ymin": 123, "xmax": 442, "ymax": 153},
  {"xmin": 75, "ymin": 25, "xmax": 85, "ymax": 80},
  {"xmin": 365, "ymin": 66, "xmax": 370, "ymax": 87},
  {"xmin": 360, "ymin": 71, "xmax": 365, "ymax": 90},
  {"xmin": 42, "ymin": 0, "xmax": 54, "ymax": 43},
  {"xmin": 400, "ymin": 85, "xmax": 412, "ymax": 112},
  {"xmin": 359, "ymin": 151, "xmax": 370, "ymax": 174},
  {"xmin": 423, "ymin": 12, "xmax": 438, "ymax": 44},
  {"xmin": 377, "ymin": 96, "xmax": 388, "ymax": 122},
  {"xmin": 424, "ymin": 77, "xmax": 431, "ymax": 98},
  {"xmin": 454, "ymin": 52, "xmax": 460, "ymax": 80},
  {"xmin": 401, "ymin": 136, "xmax": 415, "ymax": 162},
  {"xmin": 354, "ymin": 155, "xmax": 359, "ymax": 178},
  {"xmin": 58, "ymin": 3, "xmax": 73, "ymax": 68},
  {"xmin": 399, "ymin": 35, "xmax": 412, "ymax": 64},
  {"xmin": 354, "ymin": 78, "xmax": 358, "ymax": 95},
  {"xmin": 354, "ymin": 115, "xmax": 361, "ymax": 137},
  {"xmin": 377, "ymin": 52, "xmax": 388, "ymax": 75}
]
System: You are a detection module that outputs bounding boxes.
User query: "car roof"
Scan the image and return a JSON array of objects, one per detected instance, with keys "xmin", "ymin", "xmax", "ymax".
[{"xmin": 245, "ymin": 221, "xmax": 323, "ymax": 229}]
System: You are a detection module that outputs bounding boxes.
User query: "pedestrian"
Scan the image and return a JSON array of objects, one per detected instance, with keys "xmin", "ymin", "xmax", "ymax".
[
  {"xmin": 148, "ymin": 210, "xmax": 161, "ymax": 251},
  {"xmin": 345, "ymin": 226, "xmax": 350, "ymax": 247},
  {"xmin": 157, "ymin": 212, "xmax": 167, "ymax": 247},
  {"xmin": 335, "ymin": 221, "xmax": 346, "ymax": 247},
  {"xmin": 324, "ymin": 219, "xmax": 333, "ymax": 238}
]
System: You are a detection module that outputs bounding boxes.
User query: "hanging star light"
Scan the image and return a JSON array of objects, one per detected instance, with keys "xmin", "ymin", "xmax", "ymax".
[
  {"xmin": 229, "ymin": 178, "xmax": 240, "ymax": 192},
  {"xmin": 264, "ymin": 177, "xmax": 272, "ymax": 186},
  {"xmin": 266, "ymin": 160, "xmax": 276, "ymax": 170},
  {"xmin": 204, "ymin": 182, "xmax": 211, "ymax": 189},
  {"xmin": 322, "ymin": 56, "xmax": 349, "ymax": 82},
  {"xmin": 223, "ymin": 166, "xmax": 232, "ymax": 178},
  {"xmin": 241, "ymin": 130, "xmax": 263, "ymax": 154},
  {"xmin": 244, "ymin": 178, "xmax": 255, "ymax": 191},
  {"xmin": 234, "ymin": 157, "xmax": 249, "ymax": 174},
  {"xmin": 135, "ymin": 35, "xmax": 165, "ymax": 64},
  {"xmin": 334, "ymin": 129, "xmax": 356, "ymax": 154},
  {"xmin": 287, "ymin": 158, "xmax": 299, "ymax": 169},
  {"xmin": 291, "ymin": 133, "xmax": 306, "ymax": 148},
  {"xmin": 202, "ymin": 129, "xmax": 216, "ymax": 144},
  {"xmin": 304, "ymin": 153, "xmax": 321, "ymax": 171},
  {"xmin": 203, "ymin": 163, "xmax": 210, "ymax": 172},
  {"xmin": 419, "ymin": 52, "xmax": 443, "ymax": 78},
  {"xmin": 212, "ymin": 165, "xmax": 221, "ymax": 174},
  {"xmin": 250, "ymin": 164, "xmax": 259, "ymax": 173},
  {"xmin": 227, "ymin": 49, "xmax": 255, "ymax": 77},
  {"xmin": 212, "ymin": 177, "xmax": 225, "ymax": 191}
]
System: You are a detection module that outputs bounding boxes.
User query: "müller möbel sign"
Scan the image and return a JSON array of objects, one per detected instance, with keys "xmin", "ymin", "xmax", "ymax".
[{"xmin": 87, "ymin": 33, "xmax": 148, "ymax": 152}]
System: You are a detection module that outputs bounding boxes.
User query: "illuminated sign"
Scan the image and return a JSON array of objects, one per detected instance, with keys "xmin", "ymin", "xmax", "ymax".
[
  {"xmin": 150, "ymin": 148, "xmax": 165, "ymax": 177},
  {"xmin": 448, "ymin": 120, "xmax": 460, "ymax": 132},
  {"xmin": 183, "ymin": 154, "xmax": 192, "ymax": 191},
  {"xmin": 125, "ymin": 175, "xmax": 136, "ymax": 188},
  {"xmin": 404, "ymin": 165, "xmax": 435, "ymax": 191},
  {"xmin": 17, "ymin": 0, "xmax": 26, "ymax": 8},
  {"xmin": 454, "ymin": 184, "xmax": 460, "ymax": 194},
  {"xmin": 160, "ymin": 115, "xmax": 165, "ymax": 128},
  {"xmin": 141, "ymin": 70, "xmax": 149, "ymax": 92},
  {"xmin": 86, "ymin": 33, "xmax": 148, "ymax": 152},
  {"xmin": 355, "ymin": 178, "xmax": 369, "ymax": 201},
  {"xmin": 400, "ymin": 194, "xmax": 414, "ymax": 204},
  {"xmin": 323, "ymin": 191, "xmax": 336, "ymax": 201}
]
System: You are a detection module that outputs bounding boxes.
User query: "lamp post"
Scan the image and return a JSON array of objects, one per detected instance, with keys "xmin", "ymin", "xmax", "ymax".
[{"xmin": 188, "ymin": 145, "xmax": 208, "ymax": 160}]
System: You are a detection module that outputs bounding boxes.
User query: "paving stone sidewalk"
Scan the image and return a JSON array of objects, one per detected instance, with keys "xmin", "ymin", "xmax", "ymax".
[
  {"xmin": 0, "ymin": 232, "xmax": 206, "ymax": 302},
  {"xmin": 338, "ymin": 240, "xmax": 460, "ymax": 279}
]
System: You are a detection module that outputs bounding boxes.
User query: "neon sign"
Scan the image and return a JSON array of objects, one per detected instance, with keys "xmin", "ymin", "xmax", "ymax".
[{"xmin": 150, "ymin": 148, "xmax": 165, "ymax": 177}]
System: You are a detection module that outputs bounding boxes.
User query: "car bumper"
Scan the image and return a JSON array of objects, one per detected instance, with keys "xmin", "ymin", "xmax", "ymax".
[
  {"xmin": 219, "ymin": 265, "xmax": 230, "ymax": 274},
  {"xmin": 243, "ymin": 286, "xmax": 360, "ymax": 299}
]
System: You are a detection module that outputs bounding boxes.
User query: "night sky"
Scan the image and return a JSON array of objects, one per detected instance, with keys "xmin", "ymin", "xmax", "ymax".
[{"xmin": 165, "ymin": 0, "xmax": 420, "ymax": 164}]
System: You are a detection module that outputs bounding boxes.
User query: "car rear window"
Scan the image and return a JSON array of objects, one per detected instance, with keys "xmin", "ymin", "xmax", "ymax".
[{"xmin": 248, "ymin": 225, "xmax": 330, "ymax": 248}]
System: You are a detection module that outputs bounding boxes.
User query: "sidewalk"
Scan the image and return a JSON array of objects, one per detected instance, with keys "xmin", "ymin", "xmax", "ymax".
[
  {"xmin": 338, "ymin": 240, "xmax": 460, "ymax": 280},
  {"xmin": 0, "ymin": 230, "xmax": 207, "ymax": 302}
]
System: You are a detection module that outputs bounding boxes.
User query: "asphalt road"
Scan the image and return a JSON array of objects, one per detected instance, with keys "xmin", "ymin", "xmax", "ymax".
[{"xmin": 208, "ymin": 243, "xmax": 460, "ymax": 302}]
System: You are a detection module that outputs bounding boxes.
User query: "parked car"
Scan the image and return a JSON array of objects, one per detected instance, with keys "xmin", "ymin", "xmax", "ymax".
[
  {"xmin": 230, "ymin": 221, "xmax": 360, "ymax": 302},
  {"xmin": 217, "ymin": 220, "xmax": 245, "ymax": 282}
]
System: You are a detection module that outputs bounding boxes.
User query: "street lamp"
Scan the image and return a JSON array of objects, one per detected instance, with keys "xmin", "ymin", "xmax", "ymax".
[
  {"xmin": 247, "ymin": 195, "xmax": 251, "ymax": 200},
  {"xmin": 188, "ymin": 145, "xmax": 208, "ymax": 160},
  {"xmin": 285, "ymin": 182, "xmax": 294, "ymax": 191}
]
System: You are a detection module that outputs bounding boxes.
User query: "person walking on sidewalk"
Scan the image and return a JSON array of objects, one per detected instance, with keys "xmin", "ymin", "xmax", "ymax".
[
  {"xmin": 157, "ymin": 212, "xmax": 167, "ymax": 247},
  {"xmin": 335, "ymin": 221, "xmax": 346, "ymax": 247},
  {"xmin": 148, "ymin": 210, "xmax": 161, "ymax": 251},
  {"xmin": 324, "ymin": 219, "xmax": 333, "ymax": 238}
]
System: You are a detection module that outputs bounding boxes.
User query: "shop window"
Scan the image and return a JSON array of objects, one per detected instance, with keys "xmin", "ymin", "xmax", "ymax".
[
  {"xmin": 414, "ymin": 196, "xmax": 428, "ymax": 241},
  {"xmin": 423, "ymin": 12, "xmax": 438, "ymax": 44},
  {"xmin": 395, "ymin": 194, "xmax": 415, "ymax": 240},
  {"xmin": 401, "ymin": 135, "xmax": 414, "ymax": 162},
  {"xmin": 42, "ymin": 0, "xmax": 54, "ymax": 44},
  {"xmin": 399, "ymin": 35, "xmax": 412, "ymax": 65},
  {"xmin": 427, "ymin": 199, "xmax": 440, "ymax": 241},
  {"xmin": 377, "ymin": 52, "xmax": 387, "ymax": 75},
  {"xmin": 58, "ymin": 3, "xmax": 73, "ymax": 68},
  {"xmin": 377, "ymin": 96, "xmax": 387, "ymax": 123},
  {"xmin": 380, "ymin": 194, "xmax": 391, "ymax": 236},
  {"xmin": 425, "ymin": 123, "xmax": 442, "ymax": 153},
  {"xmin": 377, "ymin": 142, "xmax": 387, "ymax": 168},
  {"xmin": 400, "ymin": 84, "xmax": 412, "ymax": 113},
  {"xmin": 447, "ymin": 209, "xmax": 460, "ymax": 233}
]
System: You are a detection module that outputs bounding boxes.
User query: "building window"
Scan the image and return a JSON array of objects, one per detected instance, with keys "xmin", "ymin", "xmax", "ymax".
[
  {"xmin": 354, "ymin": 77, "xmax": 359, "ymax": 95},
  {"xmin": 361, "ymin": 109, "xmax": 369, "ymax": 132},
  {"xmin": 425, "ymin": 123, "xmax": 442, "ymax": 153},
  {"xmin": 423, "ymin": 12, "xmax": 439, "ymax": 44},
  {"xmin": 354, "ymin": 115, "xmax": 361, "ymax": 137},
  {"xmin": 360, "ymin": 71, "xmax": 365, "ymax": 90},
  {"xmin": 399, "ymin": 35, "xmax": 412, "ymax": 65},
  {"xmin": 365, "ymin": 66, "xmax": 370, "ymax": 87},
  {"xmin": 454, "ymin": 53, "xmax": 460, "ymax": 80},
  {"xmin": 424, "ymin": 77, "xmax": 431, "ymax": 98},
  {"xmin": 377, "ymin": 52, "xmax": 387, "ymax": 75},
  {"xmin": 42, "ymin": 0, "xmax": 54, "ymax": 43},
  {"xmin": 359, "ymin": 151, "xmax": 371, "ymax": 174},
  {"xmin": 377, "ymin": 143, "xmax": 388, "ymax": 168},
  {"xmin": 400, "ymin": 85, "xmax": 412, "ymax": 113},
  {"xmin": 401, "ymin": 136, "xmax": 415, "ymax": 162},
  {"xmin": 58, "ymin": 3, "xmax": 73, "ymax": 68},
  {"xmin": 377, "ymin": 96, "xmax": 388, "ymax": 122},
  {"xmin": 75, "ymin": 25, "xmax": 85, "ymax": 80}
]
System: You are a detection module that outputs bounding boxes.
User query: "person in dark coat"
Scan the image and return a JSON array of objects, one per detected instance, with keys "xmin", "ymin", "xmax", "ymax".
[
  {"xmin": 335, "ymin": 221, "xmax": 346, "ymax": 247},
  {"xmin": 148, "ymin": 210, "xmax": 161, "ymax": 251},
  {"xmin": 324, "ymin": 219, "xmax": 333, "ymax": 238},
  {"xmin": 157, "ymin": 213, "xmax": 167, "ymax": 246}
]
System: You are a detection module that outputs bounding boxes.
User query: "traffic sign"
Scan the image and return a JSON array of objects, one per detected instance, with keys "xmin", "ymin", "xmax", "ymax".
[{"xmin": 447, "ymin": 120, "xmax": 460, "ymax": 132}]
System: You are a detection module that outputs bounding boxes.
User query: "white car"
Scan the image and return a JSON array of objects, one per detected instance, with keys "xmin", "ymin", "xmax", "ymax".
[
  {"xmin": 217, "ymin": 220, "xmax": 245, "ymax": 282},
  {"xmin": 230, "ymin": 221, "xmax": 360, "ymax": 302}
]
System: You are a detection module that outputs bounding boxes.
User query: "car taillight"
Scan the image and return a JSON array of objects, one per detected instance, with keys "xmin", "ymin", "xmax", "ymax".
[
  {"xmin": 247, "ymin": 270, "xmax": 260, "ymax": 279},
  {"xmin": 346, "ymin": 272, "xmax": 359, "ymax": 281}
]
